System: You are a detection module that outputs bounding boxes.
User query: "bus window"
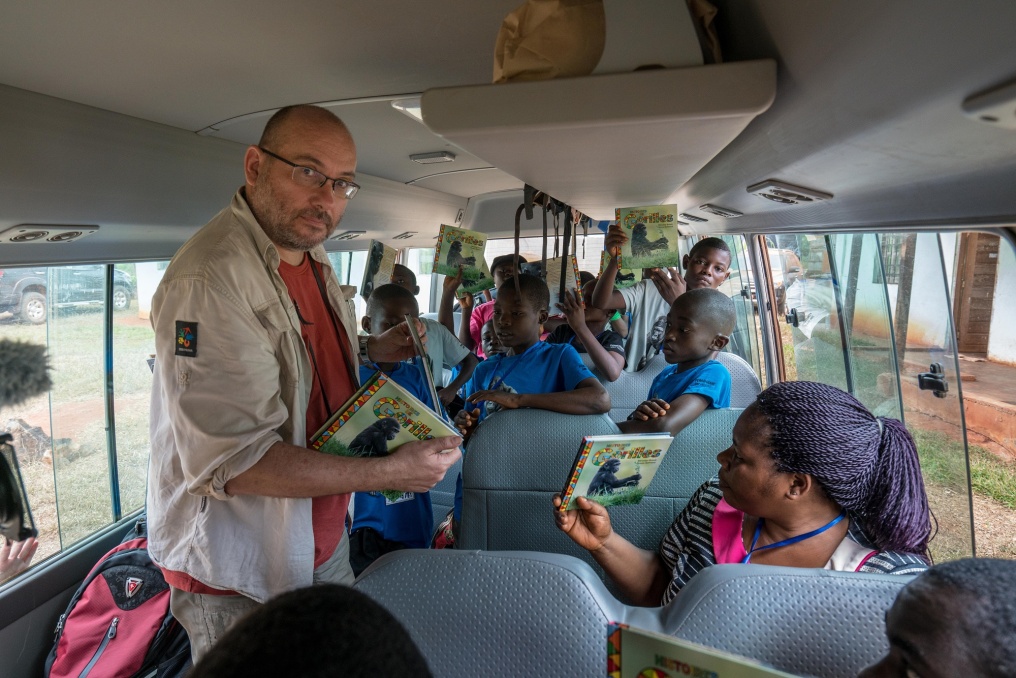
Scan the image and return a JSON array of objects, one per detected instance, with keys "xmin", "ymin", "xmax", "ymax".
[
  {"xmin": 0, "ymin": 262, "xmax": 165, "ymax": 579},
  {"xmin": 769, "ymin": 229, "xmax": 1016, "ymax": 562},
  {"xmin": 326, "ymin": 250, "xmax": 369, "ymax": 328},
  {"xmin": 404, "ymin": 247, "xmax": 435, "ymax": 314}
]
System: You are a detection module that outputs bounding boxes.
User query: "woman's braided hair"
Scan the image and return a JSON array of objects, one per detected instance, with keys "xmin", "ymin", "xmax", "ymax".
[{"xmin": 754, "ymin": 381, "xmax": 931, "ymax": 559}]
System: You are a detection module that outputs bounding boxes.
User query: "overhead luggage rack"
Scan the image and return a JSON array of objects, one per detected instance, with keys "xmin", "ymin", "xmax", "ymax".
[{"xmin": 420, "ymin": 60, "xmax": 777, "ymax": 220}]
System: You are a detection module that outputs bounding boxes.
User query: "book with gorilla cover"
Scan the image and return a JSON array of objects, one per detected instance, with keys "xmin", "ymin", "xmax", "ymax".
[
  {"xmin": 310, "ymin": 370, "xmax": 458, "ymax": 501},
  {"xmin": 607, "ymin": 624, "xmax": 797, "ymax": 678},
  {"xmin": 614, "ymin": 204, "xmax": 680, "ymax": 270},
  {"xmin": 599, "ymin": 251, "xmax": 642, "ymax": 289},
  {"xmin": 359, "ymin": 239, "xmax": 398, "ymax": 301},
  {"xmin": 558, "ymin": 433, "xmax": 673, "ymax": 511},
  {"xmin": 433, "ymin": 224, "xmax": 492, "ymax": 295}
]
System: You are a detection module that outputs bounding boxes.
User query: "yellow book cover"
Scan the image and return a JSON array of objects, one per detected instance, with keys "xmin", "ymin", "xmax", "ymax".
[
  {"xmin": 559, "ymin": 434, "xmax": 672, "ymax": 511},
  {"xmin": 433, "ymin": 224, "xmax": 492, "ymax": 294},
  {"xmin": 615, "ymin": 204, "xmax": 680, "ymax": 270},
  {"xmin": 541, "ymin": 254, "xmax": 583, "ymax": 310},
  {"xmin": 310, "ymin": 370, "xmax": 458, "ymax": 501},
  {"xmin": 607, "ymin": 624, "xmax": 798, "ymax": 678}
]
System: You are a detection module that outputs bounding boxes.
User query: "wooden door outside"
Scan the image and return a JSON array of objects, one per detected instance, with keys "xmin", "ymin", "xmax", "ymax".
[{"xmin": 953, "ymin": 233, "xmax": 1000, "ymax": 355}]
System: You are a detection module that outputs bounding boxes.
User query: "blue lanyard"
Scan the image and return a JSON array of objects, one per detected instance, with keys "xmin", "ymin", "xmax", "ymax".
[
  {"xmin": 741, "ymin": 511, "xmax": 847, "ymax": 564},
  {"xmin": 486, "ymin": 343, "xmax": 538, "ymax": 392}
]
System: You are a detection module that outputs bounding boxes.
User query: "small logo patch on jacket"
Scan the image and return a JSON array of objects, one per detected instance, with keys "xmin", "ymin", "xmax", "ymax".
[{"xmin": 175, "ymin": 321, "xmax": 198, "ymax": 357}]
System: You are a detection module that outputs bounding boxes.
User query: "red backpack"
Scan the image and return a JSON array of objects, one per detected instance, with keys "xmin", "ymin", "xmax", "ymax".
[{"xmin": 45, "ymin": 519, "xmax": 191, "ymax": 678}]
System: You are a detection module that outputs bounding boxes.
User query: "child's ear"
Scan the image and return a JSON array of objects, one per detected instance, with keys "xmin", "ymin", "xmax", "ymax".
[
  {"xmin": 538, "ymin": 309, "xmax": 549, "ymax": 324},
  {"xmin": 361, "ymin": 316, "xmax": 372, "ymax": 334},
  {"xmin": 682, "ymin": 253, "xmax": 690, "ymax": 270},
  {"xmin": 709, "ymin": 333, "xmax": 730, "ymax": 351}
]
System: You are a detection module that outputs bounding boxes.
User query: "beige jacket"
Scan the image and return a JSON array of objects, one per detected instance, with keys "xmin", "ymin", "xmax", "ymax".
[{"xmin": 147, "ymin": 191, "xmax": 359, "ymax": 602}]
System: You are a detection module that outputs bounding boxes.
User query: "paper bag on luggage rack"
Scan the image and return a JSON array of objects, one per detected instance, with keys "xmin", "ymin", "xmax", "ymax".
[{"xmin": 493, "ymin": 0, "xmax": 606, "ymax": 84}]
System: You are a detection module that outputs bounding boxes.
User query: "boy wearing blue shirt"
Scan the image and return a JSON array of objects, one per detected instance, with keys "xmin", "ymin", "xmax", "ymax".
[
  {"xmin": 617, "ymin": 288, "xmax": 736, "ymax": 436},
  {"xmin": 446, "ymin": 274, "xmax": 610, "ymax": 532},
  {"xmin": 350, "ymin": 284, "xmax": 442, "ymax": 576},
  {"xmin": 454, "ymin": 273, "xmax": 611, "ymax": 438}
]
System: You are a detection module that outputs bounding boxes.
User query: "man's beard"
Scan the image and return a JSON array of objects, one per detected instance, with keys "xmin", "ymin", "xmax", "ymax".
[{"xmin": 248, "ymin": 176, "xmax": 340, "ymax": 251}]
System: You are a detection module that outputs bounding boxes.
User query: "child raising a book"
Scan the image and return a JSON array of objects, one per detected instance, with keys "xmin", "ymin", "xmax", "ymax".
[
  {"xmin": 616, "ymin": 288, "xmax": 736, "ymax": 436},
  {"xmin": 349, "ymin": 284, "xmax": 444, "ymax": 576}
]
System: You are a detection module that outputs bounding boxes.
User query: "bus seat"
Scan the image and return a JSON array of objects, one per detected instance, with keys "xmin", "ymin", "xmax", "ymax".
[
  {"xmin": 662, "ymin": 563, "xmax": 912, "ymax": 677},
  {"xmin": 458, "ymin": 408, "xmax": 742, "ymax": 597},
  {"xmin": 429, "ymin": 454, "xmax": 461, "ymax": 536},
  {"xmin": 604, "ymin": 351, "xmax": 668, "ymax": 421},
  {"xmin": 353, "ymin": 549, "xmax": 655, "ymax": 678},
  {"xmin": 458, "ymin": 410, "xmax": 620, "ymax": 567},
  {"xmin": 712, "ymin": 352, "xmax": 762, "ymax": 408}
]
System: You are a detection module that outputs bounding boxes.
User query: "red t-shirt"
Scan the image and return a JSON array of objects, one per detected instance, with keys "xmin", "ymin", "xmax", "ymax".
[{"xmin": 165, "ymin": 255, "xmax": 356, "ymax": 595}]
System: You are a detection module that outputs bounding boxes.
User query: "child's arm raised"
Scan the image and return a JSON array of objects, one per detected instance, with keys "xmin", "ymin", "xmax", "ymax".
[
  {"xmin": 591, "ymin": 224, "xmax": 628, "ymax": 311},
  {"xmin": 458, "ymin": 290, "xmax": 477, "ymax": 351},
  {"xmin": 617, "ymin": 393, "xmax": 710, "ymax": 436},
  {"xmin": 557, "ymin": 289, "xmax": 624, "ymax": 382},
  {"xmin": 437, "ymin": 266, "xmax": 463, "ymax": 335},
  {"xmin": 467, "ymin": 377, "xmax": 610, "ymax": 415}
]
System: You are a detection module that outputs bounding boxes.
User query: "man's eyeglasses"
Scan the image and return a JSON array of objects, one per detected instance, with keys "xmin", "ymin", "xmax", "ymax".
[{"xmin": 258, "ymin": 147, "xmax": 360, "ymax": 199}]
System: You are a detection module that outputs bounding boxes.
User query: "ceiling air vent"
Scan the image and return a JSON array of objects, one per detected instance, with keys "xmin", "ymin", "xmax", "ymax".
[
  {"xmin": 0, "ymin": 225, "xmax": 98, "ymax": 244},
  {"xmin": 328, "ymin": 230, "xmax": 366, "ymax": 241},
  {"xmin": 678, "ymin": 213, "xmax": 708, "ymax": 223},
  {"xmin": 393, "ymin": 232, "xmax": 417, "ymax": 240},
  {"xmin": 747, "ymin": 180, "xmax": 832, "ymax": 205},
  {"xmin": 699, "ymin": 204, "xmax": 743, "ymax": 218}
]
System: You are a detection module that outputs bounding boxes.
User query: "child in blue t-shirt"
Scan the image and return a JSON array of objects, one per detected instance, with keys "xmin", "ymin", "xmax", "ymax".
[
  {"xmin": 445, "ymin": 274, "xmax": 610, "ymax": 527},
  {"xmin": 350, "ymin": 284, "xmax": 444, "ymax": 576},
  {"xmin": 617, "ymin": 288, "xmax": 736, "ymax": 436},
  {"xmin": 454, "ymin": 273, "xmax": 610, "ymax": 436}
]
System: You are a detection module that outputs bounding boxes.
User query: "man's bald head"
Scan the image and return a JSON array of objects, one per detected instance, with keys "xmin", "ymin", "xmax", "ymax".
[
  {"xmin": 244, "ymin": 105, "xmax": 358, "ymax": 263},
  {"xmin": 259, "ymin": 105, "xmax": 354, "ymax": 154}
]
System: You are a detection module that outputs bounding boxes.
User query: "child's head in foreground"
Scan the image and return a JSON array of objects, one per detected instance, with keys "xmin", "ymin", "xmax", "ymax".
[
  {"xmin": 859, "ymin": 557, "xmax": 1016, "ymax": 678},
  {"xmin": 363, "ymin": 283, "xmax": 419, "ymax": 335},
  {"xmin": 492, "ymin": 273, "xmax": 549, "ymax": 352},
  {"xmin": 660, "ymin": 288, "xmax": 735, "ymax": 365},
  {"xmin": 189, "ymin": 583, "xmax": 432, "ymax": 678}
]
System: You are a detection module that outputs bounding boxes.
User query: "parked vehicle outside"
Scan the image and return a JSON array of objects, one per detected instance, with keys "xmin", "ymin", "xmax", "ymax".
[{"xmin": 0, "ymin": 265, "xmax": 136, "ymax": 324}]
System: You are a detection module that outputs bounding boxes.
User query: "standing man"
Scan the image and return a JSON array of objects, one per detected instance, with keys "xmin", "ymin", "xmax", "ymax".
[{"xmin": 147, "ymin": 105, "xmax": 461, "ymax": 662}]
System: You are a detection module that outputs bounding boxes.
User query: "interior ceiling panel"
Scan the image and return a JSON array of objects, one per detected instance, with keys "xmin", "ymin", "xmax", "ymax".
[
  {"xmin": 206, "ymin": 99, "xmax": 502, "ymax": 185},
  {"xmin": 0, "ymin": 0, "xmax": 520, "ymax": 132},
  {"xmin": 2, "ymin": 0, "xmax": 1016, "ymax": 229},
  {"xmin": 410, "ymin": 168, "xmax": 523, "ymax": 198}
]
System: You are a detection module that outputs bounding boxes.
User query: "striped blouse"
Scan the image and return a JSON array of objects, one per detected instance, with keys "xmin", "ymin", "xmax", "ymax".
[{"xmin": 658, "ymin": 478, "xmax": 929, "ymax": 606}]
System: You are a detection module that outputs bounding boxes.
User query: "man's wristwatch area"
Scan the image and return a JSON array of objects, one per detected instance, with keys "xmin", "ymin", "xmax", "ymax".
[{"xmin": 358, "ymin": 334, "xmax": 372, "ymax": 363}]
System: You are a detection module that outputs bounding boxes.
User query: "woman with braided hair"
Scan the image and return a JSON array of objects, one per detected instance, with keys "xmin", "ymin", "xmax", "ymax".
[{"xmin": 554, "ymin": 381, "xmax": 932, "ymax": 607}]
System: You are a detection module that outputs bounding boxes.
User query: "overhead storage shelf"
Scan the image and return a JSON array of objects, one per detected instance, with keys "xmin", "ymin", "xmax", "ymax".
[{"xmin": 421, "ymin": 60, "xmax": 776, "ymax": 220}]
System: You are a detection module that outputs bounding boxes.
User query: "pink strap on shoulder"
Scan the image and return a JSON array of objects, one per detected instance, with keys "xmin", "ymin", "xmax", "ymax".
[{"xmin": 711, "ymin": 498, "xmax": 749, "ymax": 565}]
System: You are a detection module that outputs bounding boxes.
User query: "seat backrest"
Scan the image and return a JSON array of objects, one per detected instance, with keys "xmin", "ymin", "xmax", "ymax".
[
  {"xmin": 662, "ymin": 564, "xmax": 912, "ymax": 678},
  {"xmin": 458, "ymin": 408, "xmax": 741, "ymax": 595},
  {"xmin": 603, "ymin": 351, "xmax": 667, "ymax": 421},
  {"xmin": 353, "ymin": 550, "xmax": 647, "ymax": 678},
  {"xmin": 712, "ymin": 351, "xmax": 762, "ymax": 408}
]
